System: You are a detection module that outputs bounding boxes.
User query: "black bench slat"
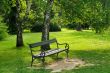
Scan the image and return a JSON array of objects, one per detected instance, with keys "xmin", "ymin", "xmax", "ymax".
[{"xmin": 29, "ymin": 38, "xmax": 57, "ymax": 48}]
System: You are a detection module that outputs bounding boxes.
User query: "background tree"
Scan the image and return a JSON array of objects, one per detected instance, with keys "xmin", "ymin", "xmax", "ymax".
[
  {"xmin": 16, "ymin": 0, "xmax": 32, "ymax": 47},
  {"xmin": 60, "ymin": 0, "xmax": 110, "ymax": 33},
  {"xmin": 16, "ymin": 0, "xmax": 24, "ymax": 47},
  {"xmin": 41, "ymin": 0, "xmax": 54, "ymax": 50}
]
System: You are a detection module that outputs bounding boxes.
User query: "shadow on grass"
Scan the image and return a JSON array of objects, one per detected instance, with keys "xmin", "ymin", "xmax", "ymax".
[
  {"xmin": 62, "ymin": 49, "xmax": 110, "ymax": 73},
  {"xmin": 71, "ymin": 49, "xmax": 110, "ymax": 62}
]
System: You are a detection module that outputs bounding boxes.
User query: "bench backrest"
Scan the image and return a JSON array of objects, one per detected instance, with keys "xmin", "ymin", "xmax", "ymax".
[{"xmin": 29, "ymin": 38, "xmax": 57, "ymax": 48}]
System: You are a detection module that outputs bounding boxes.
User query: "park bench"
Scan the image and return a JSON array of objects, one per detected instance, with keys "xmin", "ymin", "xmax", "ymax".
[{"xmin": 28, "ymin": 38, "xmax": 69, "ymax": 66}]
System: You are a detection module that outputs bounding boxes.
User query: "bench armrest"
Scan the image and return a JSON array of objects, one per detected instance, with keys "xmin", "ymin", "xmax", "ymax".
[{"xmin": 57, "ymin": 43, "xmax": 69, "ymax": 49}]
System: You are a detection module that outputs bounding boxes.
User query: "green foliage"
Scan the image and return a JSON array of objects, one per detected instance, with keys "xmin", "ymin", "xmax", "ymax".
[
  {"xmin": 0, "ymin": 0, "xmax": 10, "ymax": 14},
  {"xmin": 60, "ymin": 0, "xmax": 110, "ymax": 33},
  {"xmin": 1, "ymin": 0, "xmax": 110, "ymax": 34},
  {"xmin": 0, "ymin": 17, "xmax": 7, "ymax": 40}
]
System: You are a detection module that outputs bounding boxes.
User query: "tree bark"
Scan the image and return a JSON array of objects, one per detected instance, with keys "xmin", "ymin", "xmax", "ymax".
[
  {"xmin": 24, "ymin": 0, "xmax": 32, "ymax": 21},
  {"xmin": 16, "ymin": 0, "xmax": 24, "ymax": 47},
  {"xmin": 41, "ymin": 0, "xmax": 54, "ymax": 50}
]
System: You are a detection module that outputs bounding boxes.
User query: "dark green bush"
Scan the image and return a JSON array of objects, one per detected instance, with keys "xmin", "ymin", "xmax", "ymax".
[
  {"xmin": 67, "ymin": 22, "xmax": 90, "ymax": 30},
  {"xmin": 0, "ymin": 24, "xmax": 7, "ymax": 40},
  {"xmin": 66, "ymin": 22, "xmax": 77, "ymax": 29},
  {"xmin": 0, "ymin": 17, "xmax": 7, "ymax": 40},
  {"xmin": 31, "ymin": 23, "xmax": 61, "ymax": 32},
  {"xmin": 0, "ymin": 30, "xmax": 6, "ymax": 40},
  {"xmin": 50, "ymin": 23, "xmax": 61, "ymax": 32},
  {"xmin": 31, "ymin": 22, "xmax": 42, "ymax": 32}
]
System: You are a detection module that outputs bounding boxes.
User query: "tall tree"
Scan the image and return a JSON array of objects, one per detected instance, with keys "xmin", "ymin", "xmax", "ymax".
[
  {"xmin": 16, "ymin": 0, "xmax": 32, "ymax": 47},
  {"xmin": 41, "ymin": 0, "xmax": 54, "ymax": 50},
  {"xmin": 16, "ymin": 0, "xmax": 24, "ymax": 47}
]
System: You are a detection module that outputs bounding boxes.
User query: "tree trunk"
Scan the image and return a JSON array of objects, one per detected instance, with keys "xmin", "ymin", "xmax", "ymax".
[
  {"xmin": 41, "ymin": 0, "xmax": 54, "ymax": 50},
  {"xmin": 16, "ymin": 23, "xmax": 24, "ymax": 47},
  {"xmin": 24, "ymin": 0, "xmax": 32, "ymax": 21},
  {"xmin": 76, "ymin": 23, "xmax": 82, "ymax": 31},
  {"xmin": 16, "ymin": 0, "xmax": 24, "ymax": 47}
]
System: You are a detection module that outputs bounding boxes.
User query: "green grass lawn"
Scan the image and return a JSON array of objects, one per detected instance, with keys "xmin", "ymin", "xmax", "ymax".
[{"xmin": 0, "ymin": 29, "xmax": 110, "ymax": 73}]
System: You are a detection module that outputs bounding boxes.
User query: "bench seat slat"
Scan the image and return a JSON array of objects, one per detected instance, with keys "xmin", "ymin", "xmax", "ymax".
[{"xmin": 33, "ymin": 48, "xmax": 68, "ymax": 58}]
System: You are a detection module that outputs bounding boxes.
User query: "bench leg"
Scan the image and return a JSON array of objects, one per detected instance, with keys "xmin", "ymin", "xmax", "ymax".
[
  {"xmin": 42, "ymin": 57, "xmax": 45, "ymax": 64},
  {"xmin": 31, "ymin": 57, "xmax": 34, "ymax": 67},
  {"xmin": 66, "ymin": 49, "xmax": 69, "ymax": 58},
  {"xmin": 57, "ymin": 53, "xmax": 59, "ymax": 59}
]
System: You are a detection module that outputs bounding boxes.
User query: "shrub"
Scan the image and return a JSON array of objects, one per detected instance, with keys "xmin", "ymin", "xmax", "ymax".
[
  {"xmin": 0, "ymin": 16, "xmax": 7, "ymax": 40},
  {"xmin": 66, "ymin": 22, "xmax": 77, "ymax": 29},
  {"xmin": 67, "ymin": 22, "xmax": 90, "ymax": 30},
  {"xmin": 0, "ymin": 30, "xmax": 6, "ymax": 40},
  {"xmin": 31, "ymin": 23, "xmax": 61, "ymax": 32},
  {"xmin": 49, "ymin": 23, "xmax": 61, "ymax": 32},
  {"xmin": 0, "ymin": 24, "xmax": 7, "ymax": 40},
  {"xmin": 31, "ymin": 22, "xmax": 42, "ymax": 32}
]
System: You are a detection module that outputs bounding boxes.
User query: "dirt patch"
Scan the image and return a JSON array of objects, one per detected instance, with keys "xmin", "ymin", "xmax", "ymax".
[
  {"xmin": 28, "ymin": 58, "xmax": 94, "ymax": 73},
  {"xmin": 46, "ymin": 58, "xmax": 85, "ymax": 72}
]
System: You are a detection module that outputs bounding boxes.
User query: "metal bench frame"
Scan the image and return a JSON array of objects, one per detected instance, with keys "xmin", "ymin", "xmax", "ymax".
[{"xmin": 28, "ymin": 38, "xmax": 69, "ymax": 66}]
